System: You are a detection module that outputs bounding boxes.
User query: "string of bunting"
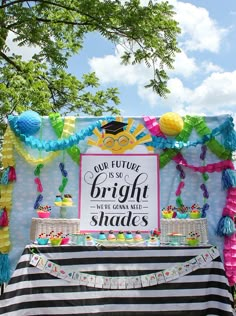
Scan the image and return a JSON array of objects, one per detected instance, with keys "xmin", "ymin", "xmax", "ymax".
[{"xmin": 29, "ymin": 246, "xmax": 219, "ymax": 288}]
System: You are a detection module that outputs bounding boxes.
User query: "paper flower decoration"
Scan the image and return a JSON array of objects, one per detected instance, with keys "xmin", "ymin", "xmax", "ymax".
[{"xmin": 159, "ymin": 112, "xmax": 184, "ymax": 136}]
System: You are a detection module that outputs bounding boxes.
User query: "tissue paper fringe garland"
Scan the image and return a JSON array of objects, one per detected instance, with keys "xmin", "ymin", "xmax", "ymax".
[
  {"xmin": 0, "ymin": 116, "xmax": 77, "ymax": 283},
  {"xmin": 0, "ymin": 113, "xmax": 236, "ymax": 285},
  {"xmin": 8, "ymin": 115, "xmax": 235, "ymax": 157},
  {"xmin": 49, "ymin": 114, "xmax": 80, "ymax": 164},
  {"xmin": 0, "ymin": 128, "xmax": 14, "ymax": 282},
  {"xmin": 145, "ymin": 115, "xmax": 236, "ymax": 286},
  {"xmin": 219, "ymin": 185, "xmax": 236, "ymax": 286}
]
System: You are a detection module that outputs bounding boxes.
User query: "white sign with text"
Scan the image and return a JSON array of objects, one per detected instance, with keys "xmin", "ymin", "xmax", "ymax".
[{"xmin": 79, "ymin": 154, "xmax": 160, "ymax": 232}]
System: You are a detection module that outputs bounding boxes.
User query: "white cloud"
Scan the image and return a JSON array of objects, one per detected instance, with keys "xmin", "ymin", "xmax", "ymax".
[
  {"xmin": 138, "ymin": 78, "xmax": 192, "ymax": 110},
  {"xmin": 89, "ymin": 0, "xmax": 226, "ymax": 89},
  {"xmin": 89, "ymin": 0, "xmax": 234, "ymax": 119},
  {"xmin": 170, "ymin": 1, "xmax": 227, "ymax": 52},
  {"xmin": 6, "ymin": 31, "xmax": 40, "ymax": 60},
  {"xmin": 137, "ymin": 85, "xmax": 158, "ymax": 107},
  {"xmin": 188, "ymin": 71, "xmax": 236, "ymax": 110},
  {"xmin": 148, "ymin": 71, "xmax": 236, "ymax": 118},
  {"xmin": 123, "ymin": 0, "xmax": 227, "ymax": 53},
  {"xmin": 89, "ymin": 45, "xmax": 153, "ymax": 86},
  {"xmin": 201, "ymin": 61, "xmax": 223, "ymax": 74},
  {"xmin": 171, "ymin": 50, "xmax": 198, "ymax": 78},
  {"xmin": 89, "ymin": 44, "xmax": 199, "ymax": 88}
]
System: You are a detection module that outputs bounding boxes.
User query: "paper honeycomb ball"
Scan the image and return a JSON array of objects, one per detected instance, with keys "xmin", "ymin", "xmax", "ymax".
[
  {"xmin": 17, "ymin": 110, "xmax": 42, "ymax": 136},
  {"xmin": 159, "ymin": 112, "xmax": 184, "ymax": 136}
]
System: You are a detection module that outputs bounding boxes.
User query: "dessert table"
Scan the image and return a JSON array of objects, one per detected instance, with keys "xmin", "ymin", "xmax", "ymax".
[{"xmin": 0, "ymin": 244, "xmax": 235, "ymax": 316}]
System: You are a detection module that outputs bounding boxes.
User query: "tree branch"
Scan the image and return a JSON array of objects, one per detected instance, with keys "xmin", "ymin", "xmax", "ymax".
[
  {"xmin": 1, "ymin": 0, "xmax": 132, "ymax": 39},
  {"xmin": 6, "ymin": 18, "xmax": 91, "ymax": 29},
  {"xmin": 0, "ymin": 51, "xmax": 22, "ymax": 71},
  {"xmin": 30, "ymin": 17, "xmax": 91, "ymax": 26}
]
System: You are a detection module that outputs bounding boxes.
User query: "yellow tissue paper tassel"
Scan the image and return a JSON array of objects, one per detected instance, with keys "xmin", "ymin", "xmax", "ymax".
[
  {"xmin": 2, "ymin": 127, "xmax": 15, "ymax": 168},
  {"xmin": 0, "ymin": 184, "xmax": 13, "ymax": 209},
  {"xmin": 61, "ymin": 117, "xmax": 76, "ymax": 138},
  {"xmin": 0, "ymin": 227, "xmax": 11, "ymax": 253}
]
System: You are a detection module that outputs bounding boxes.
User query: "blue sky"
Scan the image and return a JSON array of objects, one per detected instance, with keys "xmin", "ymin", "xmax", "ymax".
[
  {"xmin": 67, "ymin": 0, "xmax": 236, "ymax": 119},
  {"xmin": 6, "ymin": 0, "xmax": 236, "ymax": 119}
]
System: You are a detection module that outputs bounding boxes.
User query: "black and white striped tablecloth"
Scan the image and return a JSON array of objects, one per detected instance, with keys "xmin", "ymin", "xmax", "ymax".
[{"xmin": 0, "ymin": 245, "xmax": 235, "ymax": 316}]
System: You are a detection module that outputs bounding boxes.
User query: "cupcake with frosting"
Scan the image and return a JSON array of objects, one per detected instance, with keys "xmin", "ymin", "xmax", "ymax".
[
  {"xmin": 125, "ymin": 231, "xmax": 134, "ymax": 241},
  {"xmin": 37, "ymin": 233, "xmax": 49, "ymax": 245},
  {"xmin": 134, "ymin": 231, "xmax": 143, "ymax": 242},
  {"xmin": 147, "ymin": 236, "xmax": 160, "ymax": 246},
  {"xmin": 54, "ymin": 195, "xmax": 62, "ymax": 206},
  {"xmin": 85, "ymin": 235, "xmax": 95, "ymax": 246},
  {"xmin": 62, "ymin": 194, "xmax": 73, "ymax": 206},
  {"xmin": 116, "ymin": 231, "xmax": 125, "ymax": 241},
  {"xmin": 37, "ymin": 205, "xmax": 51, "ymax": 218},
  {"xmin": 107, "ymin": 230, "xmax": 116, "ymax": 241},
  {"xmin": 98, "ymin": 231, "xmax": 107, "ymax": 241},
  {"xmin": 189, "ymin": 203, "xmax": 201, "ymax": 219}
]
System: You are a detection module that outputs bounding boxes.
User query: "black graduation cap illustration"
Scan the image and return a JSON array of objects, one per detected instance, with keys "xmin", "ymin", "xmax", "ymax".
[{"xmin": 101, "ymin": 121, "xmax": 128, "ymax": 135}]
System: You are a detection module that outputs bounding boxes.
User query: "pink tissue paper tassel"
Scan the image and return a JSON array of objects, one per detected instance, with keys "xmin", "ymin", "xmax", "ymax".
[
  {"xmin": 143, "ymin": 116, "xmax": 166, "ymax": 138},
  {"xmin": 223, "ymin": 187, "xmax": 236, "ymax": 286}
]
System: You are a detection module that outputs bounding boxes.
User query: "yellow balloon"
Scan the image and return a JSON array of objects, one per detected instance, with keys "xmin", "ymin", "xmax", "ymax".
[{"xmin": 159, "ymin": 112, "xmax": 184, "ymax": 136}]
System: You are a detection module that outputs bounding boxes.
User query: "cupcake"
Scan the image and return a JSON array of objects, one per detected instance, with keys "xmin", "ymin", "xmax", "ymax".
[
  {"xmin": 37, "ymin": 233, "xmax": 49, "ymax": 245},
  {"xmin": 62, "ymin": 194, "xmax": 73, "ymax": 206},
  {"xmin": 186, "ymin": 232, "xmax": 200, "ymax": 246},
  {"xmin": 176, "ymin": 206, "xmax": 189, "ymax": 219},
  {"xmin": 189, "ymin": 210, "xmax": 201, "ymax": 219},
  {"xmin": 147, "ymin": 236, "xmax": 160, "ymax": 246},
  {"xmin": 60, "ymin": 234, "xmax": 70, "ymax": 245},
  {"xmin": 116, "ymin": 231, "xmax": 125, "ymax": 241},
  {"xmin": 85, "ymin": 235, "xmax": 95, "ymax": 246},
  {"xmin": 98, "ymin": 231, "xmax": 107, "ymax": 241},
  {"xmin": 107, "ymin": 230, "xmax": 116, "ymax": 241},
  {"xmin": 125, "ymin": 231, "xmax": 133, "ymax": 241},
  {"xmin": 162, "ymin": 205, "xmax": 174, "ymax": 219},
  {"xmin": 189, "ymin": 204, "xmax": 201, "ymax": 219},
  {"xmin": 134, "ymin": 231, "xmax": 143, "ymax": 242},
  {"xmin": 54, "ymin": 195, "xmax": 62, "ymax": 206},
  {"xmin": 37, "ymin": 205, "xmax": 51, "ymax": 218},
  {"xmin": 50, "ymin": 234, "xmax": 62, "ymax": 246}
]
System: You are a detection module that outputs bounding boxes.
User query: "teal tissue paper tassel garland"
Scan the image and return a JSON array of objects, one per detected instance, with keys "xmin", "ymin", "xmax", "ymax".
[
  {"xmin": 216, "ymin": 216, "xmax": 235, "ymax": 236},
  {"xmin": 0, "ymin": 254, "xmax": 10, "ymax": 284},
  {"xmin": 222, "ymin": 169, "xmax": 236, "ymax": 190},
  {"xmin": 218, "ymin": 170, "xmax": 236, "ymax": 236},
  {"xmin": 222, "ymin": 116, "xmax": 236, "ymax": 151}
]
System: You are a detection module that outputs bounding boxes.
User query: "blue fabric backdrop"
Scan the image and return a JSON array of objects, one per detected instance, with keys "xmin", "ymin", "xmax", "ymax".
[{"xmin": 8, "ymin": 114, "xmax": 232, "ymax": 275}]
